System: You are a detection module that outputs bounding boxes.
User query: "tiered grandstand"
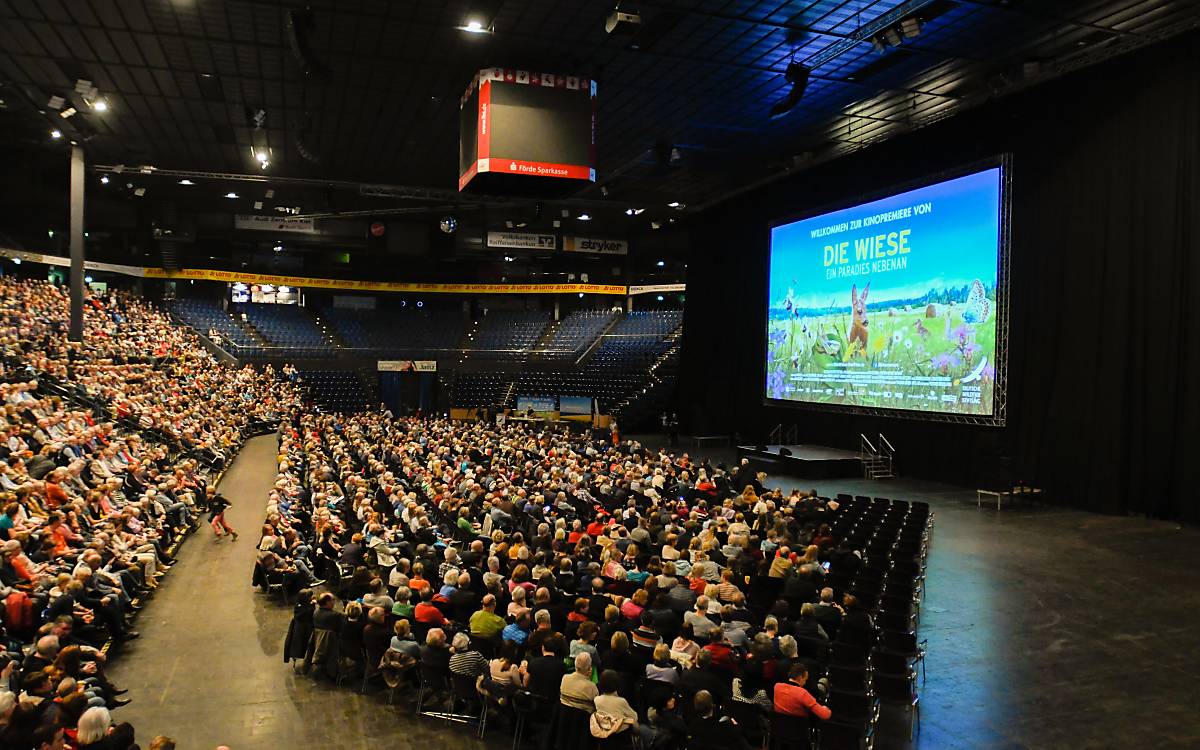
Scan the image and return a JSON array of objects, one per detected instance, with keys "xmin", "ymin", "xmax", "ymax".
[{"xmin": 168, "ymin": 298, "xmax": 683, "ymax": 427}]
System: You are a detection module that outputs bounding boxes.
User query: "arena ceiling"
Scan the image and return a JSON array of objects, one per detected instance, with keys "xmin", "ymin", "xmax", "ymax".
[{"xmin": 0, "ymin": 0, "xmax": 1197, "ymax": 239}]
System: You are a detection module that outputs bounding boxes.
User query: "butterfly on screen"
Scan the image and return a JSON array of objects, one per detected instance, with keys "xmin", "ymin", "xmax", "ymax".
[{"xmin": 960, "ymin": 279, "xmax": 991, "ymax": 325}]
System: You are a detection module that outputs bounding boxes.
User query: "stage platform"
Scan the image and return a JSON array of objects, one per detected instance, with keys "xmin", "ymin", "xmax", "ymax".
[{"xmin": 737, "ymin": 443, "xmax": 863, "ymax": 479}]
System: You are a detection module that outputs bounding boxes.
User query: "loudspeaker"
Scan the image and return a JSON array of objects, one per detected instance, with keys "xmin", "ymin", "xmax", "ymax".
[{"xmin": 285, "ymin": 8, "xmax": 331, "ymax": 80}]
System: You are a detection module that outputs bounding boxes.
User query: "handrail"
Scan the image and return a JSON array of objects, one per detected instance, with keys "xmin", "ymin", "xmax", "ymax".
[
  {"xmin": 769, "ymin": 424, "xmax": 782, "ymax": 444},
  {"xmin": 878, "ymin": 433, "xmax": 895, "ymax": 455},
  {"xmin": 859, "ymin": 433, "xmax": 877, "ymax": 455}
]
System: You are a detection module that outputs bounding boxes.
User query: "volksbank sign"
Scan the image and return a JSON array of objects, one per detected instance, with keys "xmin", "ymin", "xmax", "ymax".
[{"xmin": 562, "ymin": 236, "xmax": 628, "ymax": 255}]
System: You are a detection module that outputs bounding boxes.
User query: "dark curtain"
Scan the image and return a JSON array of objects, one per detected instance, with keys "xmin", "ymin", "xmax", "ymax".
[{"xmin": 680, "ymin": 32, "xmax": 1200, "ymax": 522}]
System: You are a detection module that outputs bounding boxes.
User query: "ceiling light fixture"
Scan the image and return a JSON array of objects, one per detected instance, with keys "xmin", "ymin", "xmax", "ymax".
[
  {"xmin": 225, "ymin": 192, "xmax": 239, "ymax": 199},
  {"xmin": 577, "ymin": 213, "xmax": 592, "ymax": 221},
  {"xmin": 178, "ymin": 179, "xmax": 195, "ymax": 185},
  {"xmin": 99, "ymin": 175, "xmax": 109, "ymax": 185},
  {"xmin": 667, "ymin": 201, "xmax": 686, "ymax": 209},
  {"xmin": 656, "ymin": 260, "xmax": 665, "ymax": 267},
  {"xmin": 59, "ymin": 107, "xmax": 77, "ymax": 119},
  {"xmin": 92, "ymin": 98, "xmax": 108, "ymax": 112},
  {"xmin": 458, "ymin": 20, "xmax": 492, "ymax": 34},
  {"xmin": 50, "ymin": 129, "xmax": 62, "ymax": 139}
]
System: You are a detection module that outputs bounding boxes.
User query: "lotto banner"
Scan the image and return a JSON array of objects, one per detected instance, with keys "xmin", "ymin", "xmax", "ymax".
[{"xmin": 142, "ymin": 268, "xmax": 628, "ymax": 295}]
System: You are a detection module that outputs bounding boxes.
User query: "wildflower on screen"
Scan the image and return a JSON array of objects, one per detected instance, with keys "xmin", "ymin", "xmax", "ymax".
[
  {"xmin": 770, "ymin": 329, "xmax": 788, "ymax": 347},
  {"xmin": 892, "ymin": 331, "xmax": 903, "ymax": 345},
  {"xmin": 768, "ymin": 371, "xmax": 785, "ymax": 399},
  {"xmin": 982, "ymin": 362, "xmax": 995, "ymax": 383},
  {"xmin": 931, "ymin": 352, "xmax": 961, "ymax": 373},
  {"xmin": 950, "ymin": 323, "xmax": 974, "ymax": 344},
  {"xmin": 904, "ymin": 339, "xmax": 913, "ymax": 349}
]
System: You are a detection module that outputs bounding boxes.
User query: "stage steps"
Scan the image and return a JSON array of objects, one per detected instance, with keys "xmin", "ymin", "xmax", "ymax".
[{"xmin": 860, "ymin": 432, "xmax": 897, "ymax": 480}]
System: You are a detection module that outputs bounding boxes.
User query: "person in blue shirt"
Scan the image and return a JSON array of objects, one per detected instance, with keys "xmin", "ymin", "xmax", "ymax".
[{"xmin": 502, "ymin": 611, "xmax": 531, "ymax": 646}]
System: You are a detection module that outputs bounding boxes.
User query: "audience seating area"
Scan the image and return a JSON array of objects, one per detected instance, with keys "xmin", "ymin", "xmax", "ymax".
[
  {"xmin": 449, "ymin": 372, "xmax": 509, "ymax": 408},
  {"xmin": 465, "ymin": 310, "xmax": 551, "ymax": 360},
  {"xmin": 297, "ymin": 370, "xmax": 371, "ymax": 413},
  {"xmin": 170, "ymin": 298, "xmax": 257, "ymax": 349},
  {"xmin": 322, "ymin": 308, "xmax": 466, "ymax": 355},
  {"xmin": 539, "ymin": 310, "xmax": 618, "ymax": 360},
  {"xmin": 235, "ymin": 304, "xmax": 335, "ymax": 358},
  {"xmin": 261, "ymin": 406, "xmax": 932, "ymax": 750}
]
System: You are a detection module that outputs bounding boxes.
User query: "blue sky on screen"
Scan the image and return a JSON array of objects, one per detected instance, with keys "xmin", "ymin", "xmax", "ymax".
[{"xmin": 768, "ymin": 167, "xmax": 1001, "ymax": 311}]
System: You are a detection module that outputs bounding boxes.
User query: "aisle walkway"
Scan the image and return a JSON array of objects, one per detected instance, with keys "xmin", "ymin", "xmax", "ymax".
[{"xmin": 107, "ymin": 434, "xmax": 496, "ymax": 750}]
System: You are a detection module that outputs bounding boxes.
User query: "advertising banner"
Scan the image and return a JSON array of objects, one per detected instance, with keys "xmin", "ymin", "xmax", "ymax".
[
  {"xmin": 378, "ymin": 360, "xmax": 437, "ymax": 372},
  {"xmin": 563, "ymin": 237, "xmax": 628, "ymax": 255},
  {"xmin": 233, "ymin": 214, "xmax": 316, "ymax": 234},
  {"xmin": 515, "ymin": 396, "xmax": 557, "ymax": 413},
  {"xmin": 486, "ymin": 231, "xmax": 558, "ymax": 250},
  {"xmin": 558, "ymin": 395, "xmax": 593, "ymax": 415},
  {"xmin": 628, "ymin": 283, "xmax": 686, "ymax": 295}
]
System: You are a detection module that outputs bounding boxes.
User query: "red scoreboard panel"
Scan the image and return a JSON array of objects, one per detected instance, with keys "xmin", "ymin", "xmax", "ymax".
[{"xmin": 459, "ymin": 68, "xmax": 597, "ymax": 194}]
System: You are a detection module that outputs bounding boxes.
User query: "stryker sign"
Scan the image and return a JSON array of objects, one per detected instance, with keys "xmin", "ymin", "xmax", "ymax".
[{"xmin": 563, "ymin": 236, "xmax": 628, "ymax": 255}]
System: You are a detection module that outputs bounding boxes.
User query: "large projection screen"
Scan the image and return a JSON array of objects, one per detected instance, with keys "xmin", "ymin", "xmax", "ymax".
[{"xmin": 765, "ymin": 160, "xmax": 1010, "ymax": 424}]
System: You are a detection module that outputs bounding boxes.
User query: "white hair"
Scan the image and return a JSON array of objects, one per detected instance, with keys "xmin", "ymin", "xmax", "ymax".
[
  {"xmin": 452, "ymin": 632, "xmax": 471, "ymax": 651},
  {"xmin": 574, "ymin": 652, "xmax": 592, "ymax": 674},
  {"xmin": 76, "ymin": 706, "xmax": 112, "ymax": 744}
]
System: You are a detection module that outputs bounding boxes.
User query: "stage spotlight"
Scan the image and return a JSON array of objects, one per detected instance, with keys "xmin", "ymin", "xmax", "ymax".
[
  {"xmin": 99, "ymin": 175, "xmax": 109, "ymax": 185},
  {"xmin": 656, "ymin": 261, "xmax": 665, "ymax": 267},
  {"xmin": 656, "ymin": 295, "xmax": 664, "ymax": 301},
  {"xmin": 84, "ymin": 275, "xmax": 93, "ymax": 284},
  {"xmin": 578, "ymin": 293, "xmax": 585, "ymax": 298},
  {"xmin": 577, "ymin": 213, "xmax": 592, "ymax": 221},
  {"xmin": 92, "ymin": 98, "xmax": 108, "ymax": 112},
  {"xmin": 769, "ymin": 60, "xmax": 810, "ymax": 119},
  {"xmin": 273, "ymin": 243, "xmax": 283, "ymax": 253},
  {"xmin": 178, "ymin": 179, "xmax": 195, "ymax": 185},
  {"xmin": 12, "ymin": 258, "xmax": 20, "ymax": 265},
  {"xmin": 458, "ymin": 19, "xmax": 493, "ymax": 34},
  {"xmin": 50, "ymin": 129, "xmax": 62, "ymax": 139},
  {"xmin": 225, "ymin": 192, "xmax": 239, "ymax": 199}
]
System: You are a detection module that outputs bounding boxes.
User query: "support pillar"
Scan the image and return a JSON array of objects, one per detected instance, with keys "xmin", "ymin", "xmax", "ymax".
[{"xmin": 68, "ymin": 144, "xmax": 86, "ymax": 342}]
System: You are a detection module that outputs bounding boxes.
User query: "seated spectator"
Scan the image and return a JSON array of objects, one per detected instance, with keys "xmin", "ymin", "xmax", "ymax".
[
  {"xmin": 420, "ymin": 628, "xmax": 451, "ymax": 671},
  {"xmin": 469, "ymin": 594, "xmax": 505, "ymax": 641},
  {"xmin": 448, "ymin": 632, "xmax": 488, "ymax": 678},
  {"xmin": 560, "ymin": 652, "xmax": 598, "ymax": 713},
  {"xmin": 773, "ymin": 663, "xmax": 831, "ymax": 721},
  {"xmin": 687, "ymin": 690, "xmax": 751, "ymax": 750}
]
